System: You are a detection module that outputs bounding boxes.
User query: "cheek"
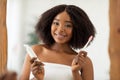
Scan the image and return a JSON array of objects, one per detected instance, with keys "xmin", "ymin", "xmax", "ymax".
[
  {"xmin": 51, "ymin": 26, "xmax": 54, "ymax": 33},
  {"xmin": 51, "ymin": 25, "xmax": 56, "ymax": 31},
  {"xmin": 67, "ymin": 29, "xmax": 73, "ymax": 35},
  {"xmin": 66, "ymin": 29, "xmax": 73, "ymax": 39},
  {"xmin": 51, "ymin": 26, "xmax": 56, "ymax": 36}
]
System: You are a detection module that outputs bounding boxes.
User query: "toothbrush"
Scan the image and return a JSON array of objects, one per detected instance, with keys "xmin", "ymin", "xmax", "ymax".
[
  {"xmin": 24, "ymin": 44, "xmax": 39, "ymax": 61},
  {"xmin": 81, "ymin": 35, "xmax": 93, "ymax": 51},
  {"xmin": 75, "ymin": 35, "xmax": 93, "ymax": 64}
]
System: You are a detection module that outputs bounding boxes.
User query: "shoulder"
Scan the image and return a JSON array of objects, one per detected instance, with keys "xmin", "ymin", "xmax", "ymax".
[
  {"xmin": 84, "ymin": 56, "xmax": 93, "ymax": 67},
  {"xmin": 85, "ymin": 56, "xmax": 93, "ymax": 64},
  {"xmin": 81, "ymin": 56, "xmax": 94, "ymax": 80},
  {"xmin": 31, "ymin": 44, "xmax": 43, "ymax": 51},
  {"xmin": 31, "ymin": 44, "xmax": 48, "ymax": 56},
  {"xmin": 82, "ymin": 56, "xmax": 93, "ymax": 70}
]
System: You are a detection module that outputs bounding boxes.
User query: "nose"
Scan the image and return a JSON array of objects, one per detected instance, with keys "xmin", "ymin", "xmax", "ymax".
[{"xmin": 57, "ymin": 25, "xmax": 65, "ymax": 32}]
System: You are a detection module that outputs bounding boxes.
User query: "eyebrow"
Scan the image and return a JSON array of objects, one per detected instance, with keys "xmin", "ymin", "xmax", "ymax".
[{"xmin": 54, "ymin": 18, "xmax": 72, "ymax": 23}]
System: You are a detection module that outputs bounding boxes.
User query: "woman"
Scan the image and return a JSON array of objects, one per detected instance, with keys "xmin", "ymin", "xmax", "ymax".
[{"xmin": 20, "ymin": 4, "xmax": 96, "ymax": 80}]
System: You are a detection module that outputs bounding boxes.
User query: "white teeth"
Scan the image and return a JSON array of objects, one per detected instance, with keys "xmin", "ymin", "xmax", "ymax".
[{"xmin": 55, "ymin": 32, "xmax": 66, "ymax": 39}]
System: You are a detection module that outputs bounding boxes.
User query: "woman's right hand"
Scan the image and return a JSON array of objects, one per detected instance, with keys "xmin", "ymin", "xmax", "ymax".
[{"xmin": 30, "ymin": 57, "xmax": 44, "ymax": 80}]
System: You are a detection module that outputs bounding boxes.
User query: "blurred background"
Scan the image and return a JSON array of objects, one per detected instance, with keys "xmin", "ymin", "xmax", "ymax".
[{"xmin": 7, "ymin": 0, "xmax": 110, "ymax": 80}]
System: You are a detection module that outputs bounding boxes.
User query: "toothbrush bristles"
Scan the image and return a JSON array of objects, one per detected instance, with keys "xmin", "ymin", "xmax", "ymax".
[{"xmin": 83, "ymin": 35, "xmax": 93, "ymax": 49}]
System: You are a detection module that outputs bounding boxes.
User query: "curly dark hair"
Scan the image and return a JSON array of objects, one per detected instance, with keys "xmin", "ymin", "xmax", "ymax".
[{"xmin": 35, "ymin": 4, "xmax": 96, "ymax": 49}]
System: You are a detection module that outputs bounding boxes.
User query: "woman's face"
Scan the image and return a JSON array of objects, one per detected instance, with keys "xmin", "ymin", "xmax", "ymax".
[{"xmin": 51, "ymin": 11, "xmax": 73, "ymax": 44}]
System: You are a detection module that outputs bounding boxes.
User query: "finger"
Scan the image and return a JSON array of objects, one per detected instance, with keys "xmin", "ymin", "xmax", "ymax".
[
  {"xmin": 31, "ymin": 61, "xmax": 44, "ymax": 72},
  {"xmin": 30, "ymin": 57, "xmax": 37, "ymax": 64},
  {"xmin": 72, "ymin": 55, "xmax": 80, "ymax": 65},
  {"xmin": 35, "ymin": 60, "xmax": 44, "ymax": 66},
  {"xmin": 32, "ymin": 66, "xmax": 40, "ymax": 74},
  {"xmin": 75, "ymin": 57, "xmax": 79, "ymax": 65},
  {"xmin": 31, "ymin": 61, "xmax": 39, "ymax": 68},
  {"xmin": 78, "ymin": 56, "xmax": 87, "ymax": 65},
  {"xmin": 31, "ymin": 65, "xmax": 39, "ymax": 71},
  {"xmin": 78, "ymin": 56, "xmax": 85, "ymax": 63},
  {"xmin": 38, "ymin": 66, "xmax": 44, "ymax": 73},
  {"xmin": 73, "ymin": 57, "xmax": 78, "ymax": 65},
  {"xmin": 31, "ymin": 61, "xmax": 44, "ymax": 70},
  {"xmin": 32, "ymin": 68, "xmax": 38, "ymax": 75},
  {"xmin": 78, "ymin": 51, "xmax": 87, "ymax": 57},
  {"xmin": 33, "ymin": 65, "xmax": 44, "ymax": 74},
  {"xmin": 83, "ymin": 51, "xmax": 87, "ymax": 57}
]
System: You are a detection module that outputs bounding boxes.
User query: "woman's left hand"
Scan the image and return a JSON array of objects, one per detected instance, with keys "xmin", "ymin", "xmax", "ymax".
[{"xmin": 71, "ymin": 51, "xmax": 87, "ymax": 72}]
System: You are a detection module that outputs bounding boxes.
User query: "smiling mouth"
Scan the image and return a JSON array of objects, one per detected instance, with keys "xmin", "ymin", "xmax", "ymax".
[{"xmin": 54, "ymin": 32, "xmax": 67, "ymax": 39}]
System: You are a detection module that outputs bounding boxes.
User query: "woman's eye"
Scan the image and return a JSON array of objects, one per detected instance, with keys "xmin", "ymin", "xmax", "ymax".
[
  {"xmin": 65, "ymin": 24, "xmax": 72, "ymax": 28},
  {"xmin": 53, "ymin": 22, "xmax": 59, "ymax": 26}
]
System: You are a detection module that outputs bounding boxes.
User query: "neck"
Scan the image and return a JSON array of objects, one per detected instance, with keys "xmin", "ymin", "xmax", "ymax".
[{"xmin": 50, "ymin": 43, "xmax": 73, "ymax": 53}]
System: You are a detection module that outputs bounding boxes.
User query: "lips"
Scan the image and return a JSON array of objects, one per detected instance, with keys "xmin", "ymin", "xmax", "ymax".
[{"xmin": 54, "ymin": 32, "xmax": 67, "ymax": 39}]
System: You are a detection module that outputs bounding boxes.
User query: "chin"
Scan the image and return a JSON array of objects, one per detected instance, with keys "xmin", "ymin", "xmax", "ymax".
[
  {"xmin": 55, "ymin": 41, "xmax": 66, "ymax": 44},
  {"xmin": 54, "ymin": 39, "xmax": 69, "ymax": 44}
]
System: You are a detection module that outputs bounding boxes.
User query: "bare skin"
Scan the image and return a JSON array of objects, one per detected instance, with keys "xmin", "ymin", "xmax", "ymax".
[
  {"xmin": 20, "ymin": 11, "xmax": 94, "ymax": 80},
  {"xmin": 20, "ymin": 44, "xmax": 93, "ymax": 80}
]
